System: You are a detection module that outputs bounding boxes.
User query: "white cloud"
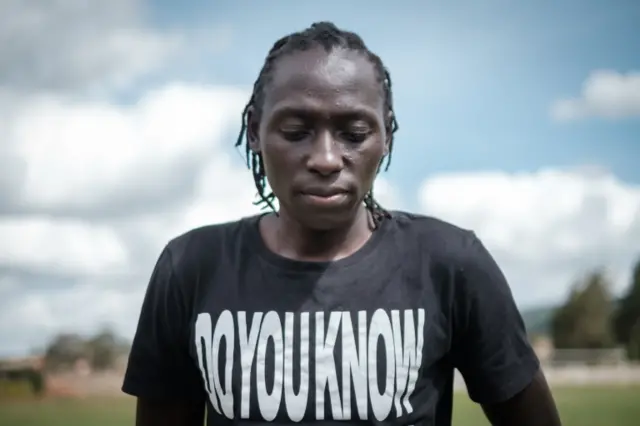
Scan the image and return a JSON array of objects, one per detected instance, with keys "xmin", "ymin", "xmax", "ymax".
[
  {"xmin": 122, "ymin": 153, "xmax": 263, "ymax": 255},
  {"xmin": 0, "ymin": 0, "xmax": 258, "ymax": 358},
  {"xmin": 419, "ymin": 168, "xmax": 640, "ymax": 306},
  {"xmin": 551, "ymin": 70, "xmax": 640, "ymax": 121},
  {"xmin": 373, "ymin": 177, "xmax": 403, "ymax": 210},
  {"xmin": 0, "ymin": 83, "xmax": 261, "ymax": 355},
  {"xmin": 0, "ymin": 285, "xmax": 146, "ymax": 357},
  {"xmin": 7, "ymin": 84, "xmax": 249, "ymax": 214},
  {"xmin": 0, "ymin": 217, "xmax": 128, "ymax": 276},
  {"xmin": 0, "ymin": 0, "xmax": 182, "ymax": 94}
]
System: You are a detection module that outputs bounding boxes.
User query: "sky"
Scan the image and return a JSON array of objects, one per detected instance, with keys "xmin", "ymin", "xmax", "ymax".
[{"xmin": 0, "ymin": 0, "xmax": 639, "ymax": 357}]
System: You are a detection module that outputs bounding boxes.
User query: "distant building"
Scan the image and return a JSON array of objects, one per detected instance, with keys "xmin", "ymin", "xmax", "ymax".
[{"xmin": 0, "ymin": 356, "xmax": 44, "ymax": 376}]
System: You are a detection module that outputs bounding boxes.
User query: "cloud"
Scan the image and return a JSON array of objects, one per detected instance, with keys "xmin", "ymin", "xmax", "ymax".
[
  {"xmin": 373, "ymin": 177, "xmax": 402, "ymax": 210},
  {"xmin": 4, "ymin": 84, "xmax": 249, "ymax": 217},
  {"xmin": 0, "ymin": 283, "xmax": 146, "ymax": 356},
  {"xmin": 0, "ymin": 83, "xmax": 257, "ymax": 356},
  {"xmin": 0, "ymin": 75, "xmax": 403, "ymax": 356},
  {"xmin": 0, "ymin": 217, "xmax": 128, "ymax": 276},
  {"xmin": 0, "ymin": 0, "xmax": 257, "ymax": 358},
  {"xmin": 0, "ymin": 5, "xmax": 230, "ymax": 358},
  {"xmin": 0, "ymin": 0, "xmax": 183, "ymax": 95},
  {"xmin": 551, "ymin": 70, "xmax": 640, "ymax": 121},
  {"xmin": 419, "ymin": 168, "xmax": 640, "ymax": 305}
]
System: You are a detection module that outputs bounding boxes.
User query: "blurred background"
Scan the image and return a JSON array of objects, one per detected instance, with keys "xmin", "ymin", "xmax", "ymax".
[{"xmin": 0, "ymin": 0, "xmax": 639, "ymax": 425}]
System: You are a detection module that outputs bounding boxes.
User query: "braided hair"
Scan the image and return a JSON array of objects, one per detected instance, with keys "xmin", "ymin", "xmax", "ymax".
[{"xmin": 235, "ymin": 21, "xmax": 399, "ymax": 228}]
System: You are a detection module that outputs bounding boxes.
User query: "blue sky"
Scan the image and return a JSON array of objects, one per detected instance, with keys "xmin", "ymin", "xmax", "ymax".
[{"xmin": 134, "ymin": 0, "xmax": 640, "ymax": 210}]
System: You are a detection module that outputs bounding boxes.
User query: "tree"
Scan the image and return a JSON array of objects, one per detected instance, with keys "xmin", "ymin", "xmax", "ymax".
[
  {"xmin": 43, "ymin": 328, "xmax": 130, "ymax": 372},
  {"xmin": 551, "ymin": 270, "xmax": 615, "ymax": 350},
  {"xmin": 86, "ymin": 328, "xmax": 120, "ymax": 371},
  {"xmin": 44, "ymin": 333, "xmax": 87, "ymax": 371},
  {"xmin": 551, "ymin": 288, "xmax": 582, "ymax": 348},
  {"xmin": 613, "ymin": 258, "xmax": 640, "ymax": 359},
  {"xmin": 627, "ymin": 318, "xmax": 640, "ymax": 361}
]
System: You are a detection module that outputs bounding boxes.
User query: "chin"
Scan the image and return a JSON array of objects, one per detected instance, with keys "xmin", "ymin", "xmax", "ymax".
[
  {"xmin": 278, "ymin": 195, "xmax": 365, "ymax": 231},
  {"xmin": 296, "ymin": 205, "xmax": 363, "ymax": 232}
]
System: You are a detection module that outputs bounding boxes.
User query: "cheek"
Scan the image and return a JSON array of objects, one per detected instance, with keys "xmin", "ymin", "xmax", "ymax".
[
  {"xmin": 260, "ymin": 142, "xmax": 295, "ymax": 192},
  {"xmin": 355, "ymin": 143, "xmax": 385, "ymax": 175}
]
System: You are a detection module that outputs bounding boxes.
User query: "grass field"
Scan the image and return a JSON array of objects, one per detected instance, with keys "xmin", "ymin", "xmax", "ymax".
[{"xmin": 1, "ymin": 386, "xmax": 639, "ymax": 425}]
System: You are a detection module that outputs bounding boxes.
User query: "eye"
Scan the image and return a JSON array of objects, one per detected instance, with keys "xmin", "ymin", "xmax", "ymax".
[
  {"xmin": 339, "ymin": 127, "xmax": 371, "ymax": 143},
  {"xmin": 280, "ymin": 128, "xmax": 310, "ymax": 142}
]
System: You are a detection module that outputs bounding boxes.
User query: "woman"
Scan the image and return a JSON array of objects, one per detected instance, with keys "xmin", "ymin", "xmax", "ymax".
[{"xmin": 122, "ymin": 22, "xmax": 561, "ymax": 426}]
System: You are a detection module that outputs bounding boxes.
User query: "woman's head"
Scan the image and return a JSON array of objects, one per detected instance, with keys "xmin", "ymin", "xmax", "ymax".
[{"xmin": 236, "ymin": 22, "xmax": 398, "ymax": 231}]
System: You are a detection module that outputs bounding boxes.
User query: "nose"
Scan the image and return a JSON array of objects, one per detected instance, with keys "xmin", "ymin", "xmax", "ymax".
[{"xmin": 306, "ymin": 131, "xmax": 344, "ymax": 176}]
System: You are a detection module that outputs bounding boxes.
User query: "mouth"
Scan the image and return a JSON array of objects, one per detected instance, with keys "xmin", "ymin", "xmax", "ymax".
[{"xmin": 299, "ymin": 188, "xmax": 350, "ymax": 207}]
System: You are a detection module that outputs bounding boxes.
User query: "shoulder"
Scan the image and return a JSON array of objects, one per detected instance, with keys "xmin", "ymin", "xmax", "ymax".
[
  {"xmin": 388, "ymin": 210, "xmax": 480, "ymax": 267},
  {"xmin": 389, "ymin": 210, "xmax": 473, "ymax": 241},
  {"xmin": 162, "ymin": 215, "xmax": 256, "ymax": 275}
]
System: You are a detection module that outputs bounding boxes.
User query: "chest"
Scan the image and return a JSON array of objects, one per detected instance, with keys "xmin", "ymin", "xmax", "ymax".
[{"xmin": 188, "ymin": 258, "xmax": 454, "ymax": 423}]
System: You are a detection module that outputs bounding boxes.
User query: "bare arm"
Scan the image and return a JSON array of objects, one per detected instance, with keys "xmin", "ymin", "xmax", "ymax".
[
  {"xmin": 136, "ymin": 398, "xmax": 205, "ymax": 426},
  {"xmin": 451, "ymin": 234, "xmax": 560, "ymax": 426},
  {"xmin": 481, "ymin": 369, "xmax": 561, "ymax": 426}
]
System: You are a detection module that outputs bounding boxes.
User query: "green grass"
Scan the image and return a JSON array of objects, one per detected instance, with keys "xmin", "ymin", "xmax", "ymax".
[
  {"xmin": 0, "ymin": 386, "xmax": 639, "ymax": 425},
  {"xmin": 0, "ymin": 379, "xmax": 34, "ymax": 399}
]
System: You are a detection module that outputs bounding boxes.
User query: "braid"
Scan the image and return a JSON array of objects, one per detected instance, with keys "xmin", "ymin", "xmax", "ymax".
[{"xmin": 235, "ymin": 22, "xmax": 399, "ymax": 228}]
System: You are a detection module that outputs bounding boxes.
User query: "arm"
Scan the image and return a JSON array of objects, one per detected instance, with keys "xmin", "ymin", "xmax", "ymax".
[
  {"xmin": 481, "ymin": 369, "xmax": 560, "ymax": 426},
  {"xmin": 122, "ymin": 245, "xmax": 206, "ymax": 426},
  {"xmin": 451, "ymin": 234, "xmax": 561, "ymax": 426}
]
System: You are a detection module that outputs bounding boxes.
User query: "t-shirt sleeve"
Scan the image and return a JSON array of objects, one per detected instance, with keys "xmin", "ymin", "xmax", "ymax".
[
  {"xmin": 451, "ymin": 233, "xmax": 540, "ymax": 405},
  {"xmin": 121, "ymin": 244, "xmax": 205, "ymax": 400}
]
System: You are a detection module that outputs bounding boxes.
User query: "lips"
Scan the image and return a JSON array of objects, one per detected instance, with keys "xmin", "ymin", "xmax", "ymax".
[
  {"xmin": 299, "ymin": 186, "xmax": 350, "ymax": 208},
  {"xmin": 300, "ymin": 187, "xmax": 348, "ymax": 197}
]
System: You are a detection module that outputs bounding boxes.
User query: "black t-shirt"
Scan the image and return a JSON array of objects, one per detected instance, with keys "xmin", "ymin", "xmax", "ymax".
[{"xmin": 122, "ymin": 211, "xmax": 539, "ymax": 426}]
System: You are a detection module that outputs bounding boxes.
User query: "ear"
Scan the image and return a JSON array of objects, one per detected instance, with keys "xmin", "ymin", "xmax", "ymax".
[{"xmin": 246, "ymin": 106, "xmax": 261, "ymax": 153}]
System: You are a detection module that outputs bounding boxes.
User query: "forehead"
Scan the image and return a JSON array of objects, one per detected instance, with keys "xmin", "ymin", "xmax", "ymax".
[{"xmin": 262, "ymin": 47, "xmax": 384, "ymax": 117}]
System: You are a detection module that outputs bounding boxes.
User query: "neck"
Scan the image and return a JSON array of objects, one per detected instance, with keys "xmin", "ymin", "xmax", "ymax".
[{"xmin": 263, "ymin": 206, "xmax": 373, "ymax": 262}]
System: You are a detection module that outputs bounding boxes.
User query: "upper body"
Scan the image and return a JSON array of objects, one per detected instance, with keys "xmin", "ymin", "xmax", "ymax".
[
  {"xmin": 122, "ymin": 21, "xmax": 561, "ymax": 426},
  {"xmin": 123, "ymin": 212, "xmax": 556, "ymax": 426}
]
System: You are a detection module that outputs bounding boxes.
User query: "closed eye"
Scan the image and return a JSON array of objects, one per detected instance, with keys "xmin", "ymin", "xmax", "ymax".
[
  {"xmin": 339, "ymin": 130, "xmax": 370, "ymax": 143},
  {"xmin": 280, "ymin": 129, "xmax": 310, "ymax": 142}
]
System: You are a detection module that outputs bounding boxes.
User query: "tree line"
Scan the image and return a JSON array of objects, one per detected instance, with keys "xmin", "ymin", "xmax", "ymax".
[
  {"xmin": 43, "ymin": 328, "xmax": 130, "ymax": 372},
  {"xmin": 551, "ymin": 258, "xmax": 640, "ymax": 360}
]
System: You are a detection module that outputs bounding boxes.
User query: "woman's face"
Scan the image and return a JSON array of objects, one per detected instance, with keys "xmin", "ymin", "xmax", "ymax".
[{"xmin": 248, "ymin": 46, "xmax": 390, "ymax": 230}]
